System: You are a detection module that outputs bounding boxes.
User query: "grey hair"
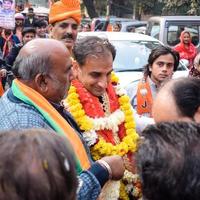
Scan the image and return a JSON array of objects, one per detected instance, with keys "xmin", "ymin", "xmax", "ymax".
[{"xmin": 13, "ymin": 51, "xmax": 52, "ymax": 80}]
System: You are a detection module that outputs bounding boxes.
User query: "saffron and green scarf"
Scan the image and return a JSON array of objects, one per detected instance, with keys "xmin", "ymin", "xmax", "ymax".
[{"xmin": 12, "ymin": 79, "xmax": 91, "ymax": 174}]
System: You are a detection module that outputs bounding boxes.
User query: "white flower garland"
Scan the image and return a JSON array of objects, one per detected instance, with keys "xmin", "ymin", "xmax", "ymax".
[
  {"xmin": 99, "ymin": 180, "xmax": 121, "ymax": 200},
  {"xmin": 88, "ymin": 109, "xmax": 125, "ymax": 132},
  {"xmin": 82, "ymin": 130, "xmax": 98, "ymax": 146},
  {"xmin": 87, "ymin": 83, "xmax": 127, "ymax": 130},
  {"xmin": 81, "ymin": 83, "xmax": 129, "ymax": 147}
]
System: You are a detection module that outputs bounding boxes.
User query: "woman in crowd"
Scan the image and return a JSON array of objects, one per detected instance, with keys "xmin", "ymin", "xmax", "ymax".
[{"xmin": 174, "ymin": 30, "xmax": 197, "ymax": 69}]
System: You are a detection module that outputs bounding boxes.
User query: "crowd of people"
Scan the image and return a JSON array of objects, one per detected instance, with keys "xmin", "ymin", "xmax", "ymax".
[{"xmin": 0, "ymin": 0, "xmax": 199, "ymax": 200}]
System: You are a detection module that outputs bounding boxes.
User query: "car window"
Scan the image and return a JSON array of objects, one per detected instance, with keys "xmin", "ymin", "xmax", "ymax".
[
  {"xmin": 177, "ymin": 63, "xmax": 186, "ymax": 71},
  {"xmin": 149, "ymin": 22, "xmax": 160, "ymax": 40},
  {"xmin": 167, "ymin": 25, "xmax": 199, "ymax": 46},
  {"xmin": 126, "ymin": 24, "xmax": 146, "ymax": 32},
  {"xmin": 112, "ymin": 40, "xmax": 160, "ymax": 72}
]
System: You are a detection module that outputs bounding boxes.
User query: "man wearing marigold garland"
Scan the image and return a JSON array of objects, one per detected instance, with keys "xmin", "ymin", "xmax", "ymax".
[{"xmin": 64, "ymin": 36, "xmax": 141, "ymax": 200}]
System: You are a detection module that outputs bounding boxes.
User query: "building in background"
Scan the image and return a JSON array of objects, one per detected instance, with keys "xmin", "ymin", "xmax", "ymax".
[
  {"xmin": 29, "ymin": 0, "xmax": 48, "ymax": 7},
  {"xmin": 16, "ymin": 0, "xmax": 49, "ymax": 11}
]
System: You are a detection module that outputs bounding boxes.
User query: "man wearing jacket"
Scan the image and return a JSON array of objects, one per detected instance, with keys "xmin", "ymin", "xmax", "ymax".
[{"xmin": 0, "ymin": 38, "xmax": 125, "ymax": 200}]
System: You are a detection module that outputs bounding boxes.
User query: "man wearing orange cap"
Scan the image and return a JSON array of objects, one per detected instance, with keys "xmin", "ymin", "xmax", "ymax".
[{"xmin": 49, "ymin": 0, "xmax": 81, "ymax": 53}]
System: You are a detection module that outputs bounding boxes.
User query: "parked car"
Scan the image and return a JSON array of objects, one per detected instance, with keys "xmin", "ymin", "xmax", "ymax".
[
  {"xmin": 92, "ymin": 16, "xmax": 134, "ymax": 25},
  {"xmin": 78, "ymin": 32, "xmax": 189, "ymax": 87},
  {"xmin": 146, "ymin": 16, "xmax": 200, "ymax": 51},
  {"xmin": 89, "ymin": 17, "xmax": 147, "ymax": 33},
  {"xmin": 90, "ymin": 16, "xmax": 134, "ymax": 31},
  {"xmin": 120, "ymin": 21, "xmax": 147, "ymax": 32}
]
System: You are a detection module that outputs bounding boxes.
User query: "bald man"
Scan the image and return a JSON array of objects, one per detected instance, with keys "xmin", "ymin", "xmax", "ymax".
[
  {"xmin": 0, "ymin": 38, "xmax": 125, "ymax": 200},
  {"xmin": 152, "ymin": 77, "xmax": 200, "ymax": 123}
]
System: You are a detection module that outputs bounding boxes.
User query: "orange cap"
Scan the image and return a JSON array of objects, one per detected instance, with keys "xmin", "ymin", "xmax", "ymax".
[{"xmin": 49, "ymin": 0, "xmax": 81, "ymax": 25}]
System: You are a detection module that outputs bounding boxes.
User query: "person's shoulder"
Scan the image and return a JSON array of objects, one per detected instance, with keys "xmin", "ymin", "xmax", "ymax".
[
  {"xmin": 174, "ymin": 43, "xmax": 182, "ymax": 51},
  {"xmin": 0, "ymin": 92, "xmax": 51, "ymax": 130}
]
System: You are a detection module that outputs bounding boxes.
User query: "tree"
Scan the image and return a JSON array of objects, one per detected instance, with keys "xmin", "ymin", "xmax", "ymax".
[
  {"xmin": 133, "ymin": 0, "xmax": 163, "ymax": 19},
  {"xmin": 162, "ymin": 0, "xmax": 200, "ymax": 15},
  {"xmin": 187, "ymin": 0, "xmax": 200, "ymax": 15},
  {"xmin": 82, "ymin": 0, "xmax": 98, "ymax": 18}
]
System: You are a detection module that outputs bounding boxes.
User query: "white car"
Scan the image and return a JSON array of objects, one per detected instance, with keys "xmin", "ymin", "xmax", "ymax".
[{"xmin": 78, "ymin": 32, "xmax": 189, "ymax": 87}]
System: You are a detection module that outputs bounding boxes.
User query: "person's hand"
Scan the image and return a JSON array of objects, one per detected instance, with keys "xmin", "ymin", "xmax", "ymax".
[
  {"xmin": 0, "ymin": 69, "xmax": 7, "ymax": 77},
  {"xmin": 100, "ymin": 155, "xmax": 125, "ymax": 180}
]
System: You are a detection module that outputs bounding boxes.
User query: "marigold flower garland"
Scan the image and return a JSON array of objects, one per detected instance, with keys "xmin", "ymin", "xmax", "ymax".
[
  {"xmin": 65, "ymin": 72, "xmax": 141, "ymax": 200},
  {"xmin": 66, "ymin": 74, "xmax": 139, "ymax": 158}
]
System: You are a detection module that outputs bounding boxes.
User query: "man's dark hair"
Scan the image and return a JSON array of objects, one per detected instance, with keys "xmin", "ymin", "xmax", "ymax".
[
  {"xmin": 113, "ymin": 21, "xmax": 121, "ymax": 29},
  {"xmin": 73, "ymin": 36, "xmax": 116, "ymax": 66},
  {"xmin": 168, "ymin": 77, "xmax": 200, "ymax": 119},
  {"xmin": 34, "ymin": 19, "xmax": 48, "ymax": 28},
  {"xmin": 143, "ymin": 45, "xmax": 180, "ymax": 77},
  {"xmin": 94, "ymin": 20, "xmax": 103, "ymax": 31},
  {"xmin": 22, "ymin": 27, "xmax": 36, "ymax": 37},
  {"xmin": 137, "ymin": 121, "xmax": 200, "ymax": 200},
  {"xmin": 0, "ymin": 129, "xmax": 78, "ymax": 200},
  {"xmin": 28, "ymin": 7, "xmax": 34, "ymax": 12}
]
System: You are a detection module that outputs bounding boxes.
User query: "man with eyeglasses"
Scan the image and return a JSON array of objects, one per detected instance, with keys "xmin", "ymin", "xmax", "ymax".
[{"xmin": 49, "ymin": 0, "xmax": 80, "ymax": 53}]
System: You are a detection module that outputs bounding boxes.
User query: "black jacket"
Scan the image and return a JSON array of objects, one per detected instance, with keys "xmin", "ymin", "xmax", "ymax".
[
  {"xmin": 24, "ymin": 16, "xmax": 37, "ymax": 28},
  {"xmin": 5, "ymin": 43, "xmax": 23, "ymax": 70}
]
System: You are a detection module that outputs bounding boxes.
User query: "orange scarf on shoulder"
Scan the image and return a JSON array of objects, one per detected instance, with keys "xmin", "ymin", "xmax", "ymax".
[
  {"xmin": 136, "ymin": 78, "xmax": 153, "ymax": 115},
  {"xmin": 12, "ymin": 79, "xmax": 90, "ymax": 171}
]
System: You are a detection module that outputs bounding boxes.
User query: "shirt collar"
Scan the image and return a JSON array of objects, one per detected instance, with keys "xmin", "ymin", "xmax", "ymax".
[
  {"xmin": 50, "ymin": 101, "xmax": 64, "ymax": 113},
  {"xmin": 147, "ymin": 76, "xmax": 158, "ymax": 88}
]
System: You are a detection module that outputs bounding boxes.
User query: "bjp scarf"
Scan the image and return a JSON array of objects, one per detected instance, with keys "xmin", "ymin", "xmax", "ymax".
[
  {"xmin": 12, "ymin": 79, "xmax": 91, "ymax": 173},
  {"xmin": 136, "ymin": 78, "xmax": 153, "ymax": 115}
]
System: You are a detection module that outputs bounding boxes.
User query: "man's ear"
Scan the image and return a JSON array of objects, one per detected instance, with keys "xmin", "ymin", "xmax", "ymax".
[
  {"xmin": 72, "ymin": 60, "xmax": 80, "ymax": 78},
  {"xmin": 48, "ymin": 24, "xmax": 54, "ymax": 35},
  {"xmin": 34, "ymin": 73, "xmax": 48, "ymax": 93},
  {"xmin": 194, "ymin": 106, "xmax": 200, "ymax": 123}
]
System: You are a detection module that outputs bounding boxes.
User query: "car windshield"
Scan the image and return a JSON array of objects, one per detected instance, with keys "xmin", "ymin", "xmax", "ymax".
[{"xmin": 112, "ymin": 40, "xmax": 160, "ymax": 72}]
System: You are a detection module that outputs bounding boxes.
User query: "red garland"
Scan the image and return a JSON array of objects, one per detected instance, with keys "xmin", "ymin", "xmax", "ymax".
[{"xmin": 72, "ymin": 79, "xmax": 126, "ymax": 145}]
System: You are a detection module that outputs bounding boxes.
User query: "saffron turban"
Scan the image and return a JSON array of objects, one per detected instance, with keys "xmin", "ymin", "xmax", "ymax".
[{"xmin": 49, "ymin": 0, "xmax": 81, "ymax": 25}]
